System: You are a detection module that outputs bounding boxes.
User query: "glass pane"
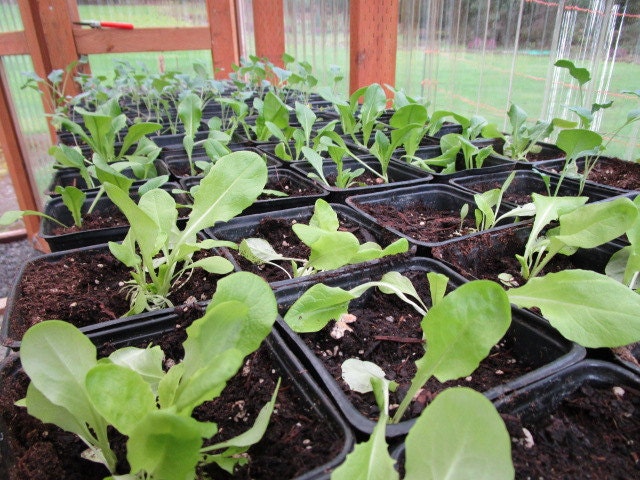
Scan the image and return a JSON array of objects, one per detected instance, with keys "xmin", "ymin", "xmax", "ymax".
[
  {"xmin": 76, "ymin": 0, "xmax": 208, "ymax": 27},
  {"xmin": 396, "ymin": 0, "xmax": 640, "ymax": 160}
]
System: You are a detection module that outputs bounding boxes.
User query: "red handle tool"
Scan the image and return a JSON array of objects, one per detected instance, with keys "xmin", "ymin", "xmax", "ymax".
[{"xmin": 74, "ymin": 20, "xmax": 134, "ymax": 29}]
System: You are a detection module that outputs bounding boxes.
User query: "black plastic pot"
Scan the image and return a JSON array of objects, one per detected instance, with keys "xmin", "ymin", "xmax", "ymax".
[
  {"xmin": 493, "ymin": 359, "xmax": 640, "ymax": 478},
  {"xmin": 449, "ymin": 169, "xmax": 626, "ymax": 205},
  {"xmin": 289, "ymin": 156, "xmax": 433, "ymax": 202},
  {"xmin": 345, "ymin": 183, "xmax": 526, "ymax": 256},
  {"xmin": 0, "ymin": 321, "xmax": 354, "ymax": 479},
  {"xmin": 39, "ymin": 182, "xmax": 188, "ymax": 252},
  {"xmin": 430, "ymin": 223, "xmax": 625, "ymax": 282},
  {"xmin": 394, "ymin": 145, "xmax": 523, "ymax": 181},
  {"xmin": 180, "ymin": 167, "xmax": 330, "ymax": 215},
  {"xmin": 1, "ymin": 241, "xmax": 234, "ymax": 350},
  {"xmin": 273, "ymin": 256, "xmax": 586, "ymax": 439},
  {"xmin": 532, "ymin": 155, "xmax": 640, "ymax": 195},
  {"xmin": 204, "ymin": 203, "xmax": 409, "ymax": 288}
]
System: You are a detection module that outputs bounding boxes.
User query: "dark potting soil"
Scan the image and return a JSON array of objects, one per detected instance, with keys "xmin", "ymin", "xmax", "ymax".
[
  {"xmin": 353, "ymin": 201, "xmax": 477, "ymax": 242},
  {"xmin": 503, "ymin": 383, "xmax": 640, "ymax": 478},
  {"xmin": 5, "ymin": 249, "xmax": 224, "ymax": 343},
  {"xmin": 295, "ymin": 271, "xmax": 536, "ymax": 422},
  {"xmin": 257, "ymin": 175, "xmax": 324, "ymax": 199},
  {"xmin": 431, "ymin": 227, "xmax": 578, "ymax": 287},
  {"xmin": 0, "ymin": 307, "xmax": 345, "ymax": 479},
  {"xmin": 539, "ymin": 156, "xmax": 640, "ymax": 192},
  {"xmin": 50, "ymin": 206, "xmax": 129, "ymax": 235},
  {"xmin": 325, "ymin": 171, "xmax": 387, "ymax": 187},
  {"xmin": 226, "ymin": 215, "xmax": 388, "ymax": 283}
]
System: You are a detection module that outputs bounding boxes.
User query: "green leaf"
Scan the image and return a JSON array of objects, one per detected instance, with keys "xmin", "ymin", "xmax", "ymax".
[
  {"xmin": 421, "ymin": 280, "xmax": 511, "ymax": 382},
  {"xmin": 507, "ymin": 270, "xmax": 640, "ymax": 347},
  {"xmin": 120, "ymin": 122, "xmax": 162, "ymax": 158},
  {"xmin": 284, "ymin": 283, "xmax": 357, "ymax": 332},
  {"xmin": 427, "ymin": 272, "xmax": 449, "ymax": 307},
  {"xmin": 86, "ymin": 364, "xmax": 156, "ymax": 435},
  {"xmin": 404, "ymin": 387, "xmax": 514, "ymax": 480},
  {"xmin": 556, "ymin": 129, "xmax": 602, "ymax": 161},
  {"xmin": 127, "ymin": 410, "xmax": 204, "ymax": 480},
  {"xmin": 553, "ymin": 197, "xmax": 638, "ymax": 248},
  {"xmin": 188, "ymin": 256, "xmax": 234, "ymax": 274},
  {"xmin": 330, "ymin": 412, "xmax": 398, "ymax": 480},
  {"xmin": 555, "ymin": 59, "xmax": 591, "ymax": 86},
  {"xmin": 21, "ymin": 321, "xmax": 98, "ymax": 423},
  {"xmin": 308, "ymin": 198, "xmax": 340, "ymax": 231},
  {"xmin": 389, "ymin": 104, "xmax": 428, "ymax": 129},
  {"xmin": 55, "ymin": 186, "xmax": 86, "ymax": 227},
  {"xmin": 181, "ymin": 151, "xmax": 267, "ymax": 243},
  {"xmin": 108, "ymin": 346, "xmax": 165, "ymax": 391}
]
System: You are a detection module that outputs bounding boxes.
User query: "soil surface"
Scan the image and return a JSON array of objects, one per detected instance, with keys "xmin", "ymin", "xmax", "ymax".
[
  {"xmin": 538, "ymin": 156, "xmax": 640, "ymax": 192},
  {"xmin": 504, "ymin": 383, "xmax": 640, "ymax": 478},
  {"xmin": 431, "ymin": 226, "xmax": 581, "ymax": 286},
  {"xmin": 0, "ymin": 308, "xmax": 346, "ymax": 479},
  {"xmin": 288, "ymin": 270, "xmax": 538, "ymax": 422},
  {"xmin": 4, "ymin": 248, "xmax": 226, "ymax": 343},
  {"xmin": 352, "ymin": 201, "xmax": 477, "ymax": 243},
  {"xmin": 50, "ymin": 206, "xmax": 129, "ymax": 234}
]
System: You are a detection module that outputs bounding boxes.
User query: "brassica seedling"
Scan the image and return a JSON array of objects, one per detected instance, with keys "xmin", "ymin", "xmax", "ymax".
[
  {"xmin": 17, "ymin": 271, "xmax": 281, "ymax": 478},
  {"xmin": 471, "ymin": 171, "xmax": 536, "ymax": 231},
  {"xmin": 239, "ymin": 199, "xmax": 409, "ymax": 279},
  {"xmin": 105, "ymin": 150, "xmax": 268, "ymax": 314},
  {"xmin": 406, "ymin": 133, "xmax": 494, "ymax": 173},
  {"xmin": 606, "ymin": 195, "xmax": 640, "ymax": 291},
  {"xmin": 483, "ymin": 103, "xmax": 575, "ymax": 162},
  {"xmin": 333, "ymin": 359, "xmax": 513, "ymax": 480}
]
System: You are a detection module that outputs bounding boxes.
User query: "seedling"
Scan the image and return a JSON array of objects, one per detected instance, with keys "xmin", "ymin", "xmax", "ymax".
[
  {"xmin": 105, "ymin": 150, "xmax": 268, "ymax": 314},
  {"xmin": 238, "ymin": 199, "xmax": 409, "ymax": 279},
  {"xmin": 0, "ymin": 185, "xmax": 86, "ymax": 229},
  {"xmin": 482, "ymin": 103, "xmax": 574, "ymax": 162},
  {"xmin": 282, "ymin": 270, "xmax": 512, "ymax": 425},
  {"xmin": 332, "ymin": 360, "xmax": 513, "ymax": 480},
  {"xmin": 605, "ymin": 195, "xmax": 640, "ymax": 292},
  {"xmin": 406, "ymin": 133, "xmax": 494, "ymax": 174},
  {"xmin": 17, "ymin": 271, "xmax": 280, "ymax": 478}
]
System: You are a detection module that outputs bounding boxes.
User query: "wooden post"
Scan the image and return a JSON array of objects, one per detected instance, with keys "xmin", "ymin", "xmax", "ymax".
[
  {"xmin": 349, "ymin": 0, "xmax": 400, "ymax": 96},
  {"xmin": 0, "ymin": 63, "xmax": 48, "ymax": 251},
  {"xmin": 206, "ymin": 0, "xmax": 240, "ymax": 78},
  {"xmin": 18, "ymin": 0, "xmax": 81, "ymax": 104},
  {"xmin": 252, "ymin": 0, "xmax": 285, "ymax": 66}
]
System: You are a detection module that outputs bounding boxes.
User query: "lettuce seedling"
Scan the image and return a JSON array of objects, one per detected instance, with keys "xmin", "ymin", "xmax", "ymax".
[
  {"xmin": 515, "ymin": 194, "xmax": 637, "ymax": 280},
  {"xmin": 333, "ymin": 360, "xmax": 513, "ymax": 480},
  {"xmin": 239, "ymin": 199, "xmax": 409, "ymax": 279},
  {"xmin": 17, "ymin": 272, "xmax": 281, "ymax": 478},
  {"xmin": 178, "ymin": 92, "xmax": 203, "ymax": 176},
  {"xmin": 105, "ymin": 150, "xmax": 268, "ymax": 314}
]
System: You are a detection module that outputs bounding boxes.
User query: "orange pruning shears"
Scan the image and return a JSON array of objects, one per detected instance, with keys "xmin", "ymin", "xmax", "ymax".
[{"xmin": 73, "ymin": 20, "xmax": 134, "ymax": 29}]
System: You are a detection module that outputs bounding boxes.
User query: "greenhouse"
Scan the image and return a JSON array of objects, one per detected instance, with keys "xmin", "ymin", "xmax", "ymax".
[{"xmin": 0, "ymin": 1, "xmax": 639, "ymax": 478}]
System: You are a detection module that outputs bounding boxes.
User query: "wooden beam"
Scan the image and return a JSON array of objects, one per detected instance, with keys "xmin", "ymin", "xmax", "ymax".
[
  {"xmin": 206, "ymin": 0, "xmax": 240, "ymax": 78},
  {"xmin": 349, "ymin": 0, "xmax": 400, "ymax": 95},
  {"xmin": 252, "ymin": 0, "xmax": 285, "ymax": 66},
  {"xmin": 0, "ymin": 62, "xmax": 46, "ymax": 248},
  {"xmin": 0, "ymin": 31, "xmax": 29, "ymax": 56},
  {"xmin": 74, "ymin": 27, "xmax": 211, "ymax": 55}
]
